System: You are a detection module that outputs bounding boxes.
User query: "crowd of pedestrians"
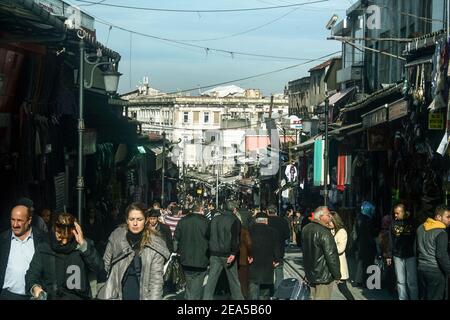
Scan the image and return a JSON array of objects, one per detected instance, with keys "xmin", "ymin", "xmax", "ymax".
[{"xmin": 1, "ymin": 195, "xmax": 449, "ymax": 300}]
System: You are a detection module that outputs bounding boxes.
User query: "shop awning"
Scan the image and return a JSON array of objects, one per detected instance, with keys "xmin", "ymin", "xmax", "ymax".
[
  {"xmin": 319, "ymin": 86, "xmax": 356, "ymax": 107},
  {"xmin": 362, "ymin": 104, "xmax": 388, "ymax": 128},
  {"xmin": 342, "ymin": 83, "xmax": 403, "ymax": 113},
  {"xmin": 290, "ymin": 135, "xmax": 321, "ymax": 151},
  {"xmin": 329, "ymin": 122, "xmax": 362, "ymax": 136}
]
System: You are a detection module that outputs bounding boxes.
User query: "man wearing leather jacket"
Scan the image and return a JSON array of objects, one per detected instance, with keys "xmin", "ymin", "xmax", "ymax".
[{"xmin": 302, "ymin": 206, "xmax": 341, "ymax": 300}]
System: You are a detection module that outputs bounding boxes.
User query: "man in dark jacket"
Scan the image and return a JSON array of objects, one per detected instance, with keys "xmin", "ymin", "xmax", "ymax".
[
  {"xmin": 248, "ymin": 213, "xmax": 281, "ymax": 300},
  {"xmin": 0, "ymin": 205, "xmax": 47, "ymax": 300},
  {"xmin": 386, "ymin": 203, "xmax": 418, "ymax": 300},
  {"xmin": 416, "ymin": 205, "xmax": 450, "ymax": 300},
  {"xmin": 203, "ymin": 201, "xmax": 244, "ymax": 300},
  {"xmin": 302, "ymin": 206, "xmax": 341, "ymax": 300},
  {"xmin": 25, "ymin": 212, "xmax": 104, "ymax": 300},
  {"xmin": 174, "ymin": 203, "xmax": 210, "ymax": 300},
  {"xmin": 148, "ymin": 209, "xmax": 174, "ymax": 253},
  {"xmin": 267, "ymin": 205, "xmax": 291, "ymax": 290}
]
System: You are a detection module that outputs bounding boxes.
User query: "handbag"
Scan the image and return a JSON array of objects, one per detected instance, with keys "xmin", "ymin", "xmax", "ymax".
[{"xmin": 163, "ymin": 255, "xmax": 186, "ymax": 291}]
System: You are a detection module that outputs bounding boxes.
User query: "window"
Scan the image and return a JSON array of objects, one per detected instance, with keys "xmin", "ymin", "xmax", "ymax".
[
  {"xmin": 183, "ymin": 112, "xmax": 189, "ymax": 123},
  {"xmin": 193, "ymin": 111, "xmax": 200, "ymax": 124},
  {"xmin": 214, "ymin": 111, "xmax": 220, "ymax": 124},
  {"xmin": 204, "ymin": 112, "xmax": 209, "ymax": 123}
]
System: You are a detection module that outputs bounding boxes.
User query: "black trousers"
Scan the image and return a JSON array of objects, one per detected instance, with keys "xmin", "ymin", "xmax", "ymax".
[
  {"xmin": 337, "ymin": 280, "xmax": 355, "ymax": 300},
  {"xmin": 418, "ymin": 269, "xmax": 447, "ymax": 300},
  {"xmin": 0, "ymin": 289, "xmax": 30, "ymax": 300}
]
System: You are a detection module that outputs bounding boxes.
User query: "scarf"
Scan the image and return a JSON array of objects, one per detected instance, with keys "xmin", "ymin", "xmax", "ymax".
[
  {"xmin": 126, "ymin": 230, "xmax": 143, "ymax": 251},
  {"xmin": 50, "ymin": 232, "xmax": 78, "ymax": 254}
]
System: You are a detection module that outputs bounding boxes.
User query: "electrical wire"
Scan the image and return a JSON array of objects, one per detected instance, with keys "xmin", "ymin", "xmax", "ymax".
[
  {"xmin": 172, "ymin": 7, "xmax": 300, "ymax": 42},
  {"xmin": 126, "ymin": 50, "xmax": 340, "ymax": 97},
  {"xmin": 91, "ymin": 17, "xmax": 329, "ymax": 62},
  {"xmin": 73, "ymin": 0, "xmax": 330, "ymax": 13},
  {"xmin": 77, "ymin": 0, "xmax": 106, "ymax": 7}
]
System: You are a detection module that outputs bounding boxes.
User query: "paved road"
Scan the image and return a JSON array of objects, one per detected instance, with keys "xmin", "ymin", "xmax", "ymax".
[
  {"xmin": 163, "ymin": 245, "xmax": 396, "ymax": 300},
  {"xmin": 283, "ymin": 245, "xmax": 395, "ymax": 300}
]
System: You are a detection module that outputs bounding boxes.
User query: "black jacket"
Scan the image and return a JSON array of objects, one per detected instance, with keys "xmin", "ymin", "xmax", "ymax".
[
  {"xmin": 389, "ymin": 219, "xmax": 416, "ymax": 258},
  {"xmin": 156, "ymin": 222, "xmax": 174, "ymax": 253},
  {"xmin": 301, "ymin": 221, "xmax": 341, "ymax": 285},
  {"xmin": 209, "ymin": 211, "xmax": 241, "ymax": 257},
  {"xmin": 249, "ymin": 224, "xmax": 281, "ymax": 284},
  {"xmin": 174, "ymin": 214, "xmax": 210, "ymax": 269},
  {"xmin": 268, "ymin": 215, "xmax": 291, "ymax": 257},
  {"xmin": 25, "ymin": 238, "xmax": 104, "ymax": 300},
  {"xmin": 0, "ymin": 228, "xmax": 48, "ymax": 290},
  {"xmin": 355, "ymin": 214, "xmax": 377, "ymax": 261}
]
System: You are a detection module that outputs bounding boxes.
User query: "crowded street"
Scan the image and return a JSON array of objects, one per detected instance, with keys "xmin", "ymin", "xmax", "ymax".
[{"xmin": 1, "ymin": 0, "xmax": 450, "ymax": 302}]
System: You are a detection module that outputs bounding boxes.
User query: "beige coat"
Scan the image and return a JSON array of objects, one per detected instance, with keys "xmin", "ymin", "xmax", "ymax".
[{"xmin": 332, "ymin": 228, "xmax": 349, "ymax": 280}]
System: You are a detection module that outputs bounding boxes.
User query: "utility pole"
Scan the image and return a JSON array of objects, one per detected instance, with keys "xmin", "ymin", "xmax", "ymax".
[
  {"xmin": 269, "ymin": 94, "xmax": 274, "ymax": 119},
  {"xmin": 216, "ymin": 160, "xmax": 219, "ymax": 209},
  {"xmin": 77, "ymin": 38, "xmax": 85, "ymax": 226},
  {"xmin": 161, "ymin": 131, "xmax": 166, "ymax": 207},
  {"xmin": 323, "ymin": 97, "xmax": 329, "ymax": 207}
]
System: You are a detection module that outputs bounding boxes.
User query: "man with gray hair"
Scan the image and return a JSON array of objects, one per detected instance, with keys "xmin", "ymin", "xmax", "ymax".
[{"xmin": 301, "ymin": 206, "xmax": 341, "ymax": 300}]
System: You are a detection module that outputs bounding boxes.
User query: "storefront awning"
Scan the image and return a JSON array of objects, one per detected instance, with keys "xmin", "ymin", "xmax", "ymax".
[
  {"xmin": 290, "ymin": 135, "xmax": 321, "ymax": 151},
  {"xmin": 362, "ymin": 104, "xmax": 388, "ymax": 128},
  {"xmin": 361, "ymin": 99, "xmax": 409, "ymax": 128},
  {"xmin": 329, "ymin": 122, "xmax": 362, "ymax": 136},
  {"xmin": 319, "ymin": 86, "xmax": 356, "ymax": 107}
]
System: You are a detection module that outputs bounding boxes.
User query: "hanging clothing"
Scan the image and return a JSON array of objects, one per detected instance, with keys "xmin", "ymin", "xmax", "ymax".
[
  {"xmin": 313, "ymin": 139, "xmax": 324, "ymax": 187},
  {"xmin": 337, "ymin": 155, "xmax": 346, "ymax": 191},
  {"xmin": 337, "ymin": 154, "xmax": 352, "ymax": 192}
]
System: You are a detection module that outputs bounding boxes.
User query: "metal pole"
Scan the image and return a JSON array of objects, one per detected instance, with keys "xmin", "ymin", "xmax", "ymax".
[
  {"xmin": 77, "ymin": 39, "xmax": 85, "ymax": 225},
  {"xmin": 216, "ymin": 161, "xmax": 219, "ymax": 209},
  {"xmin": 161, "ymin": 131, "xmax": 166, "ymax": 207},
  {"xmin": 323, "ymin": 98, "xmax": 329, "ymax": 207},
  {"xmin": 278, "ymin": 151, "xmax": 282, "ymax": 215},
  {"xmin": 447, "ymin": 0, "xmax": 449, "ymax": 40}
]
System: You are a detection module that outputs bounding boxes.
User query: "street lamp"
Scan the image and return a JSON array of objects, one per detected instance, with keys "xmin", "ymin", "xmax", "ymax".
[
  {"xmin": 323, "ymin": 97, "xmax": 329, "ymax": 207},
  {"xmin": 77, "ymin": 30, "xmax": 121, "ymax": 225},
  {"xmin": 161, "ymin": 131, "xmax": 166, "ymax": 207}
]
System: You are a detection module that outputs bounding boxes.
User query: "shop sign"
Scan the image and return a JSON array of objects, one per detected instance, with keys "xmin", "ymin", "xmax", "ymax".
[
  {"xmin": 428, "ymin": 112, "xmax": 444, "ymax": 130},
  {"xmin": 362, "ymin": 105, "xmax": 388, "ymax": 128},
  {"xmin": 83, "ymin": 129, "xmax": 97, "ymax": 155},
  {"xmin": 389, "ymin": 100, "xmax": 408, "ymax": 121}
]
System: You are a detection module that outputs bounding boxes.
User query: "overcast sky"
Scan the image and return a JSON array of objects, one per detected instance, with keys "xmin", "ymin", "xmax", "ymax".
[{"xmin": 67, "ymin": 0, "xmax": 353, "ymax": 96}]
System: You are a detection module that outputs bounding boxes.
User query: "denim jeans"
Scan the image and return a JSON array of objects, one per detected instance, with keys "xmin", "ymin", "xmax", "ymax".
[
  {"xmin": 183, "ymin": 269, "xmax": 207, "ymax": 300},
  {"xmin": 203, "ymin": 256, "xmax": 244, "ymax": 300},
  {"xmin": 393, "ymin": 256, "xmax": 419, "ymax": 300}
]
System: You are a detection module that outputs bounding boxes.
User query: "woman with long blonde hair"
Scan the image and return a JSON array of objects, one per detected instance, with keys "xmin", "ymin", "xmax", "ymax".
[
  {"xmin": 329, "ymin": 211, "xmax": 355, "ymax": 300},
  {"xmin": 98, "ymin": 202, "xmax": 170, "ymax": 300}
]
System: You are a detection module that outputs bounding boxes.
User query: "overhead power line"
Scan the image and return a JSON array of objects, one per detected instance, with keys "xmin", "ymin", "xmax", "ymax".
[
  {"xmin": 173, "ymin": 7, "xmax": 300, "ymax": 42},
  {"xmin": 154, "ymin": 51, "xmax": 341, "ymax": 96},
  {"xmin": 91, "ymin": 16, "xmax": 329, "ymax": 62},
  {"xmin": 73, "ymin": 0, "xmax": 330, "ymax": 13}
]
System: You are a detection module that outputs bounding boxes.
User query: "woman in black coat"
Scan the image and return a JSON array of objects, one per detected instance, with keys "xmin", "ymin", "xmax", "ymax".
[
  {"xmin": 248, "ymin": 214, "xmax": 281, "ymax": 300},
  {"xmin": 25, "ymin": 213, "xmax": 104, "ymax": 300}
]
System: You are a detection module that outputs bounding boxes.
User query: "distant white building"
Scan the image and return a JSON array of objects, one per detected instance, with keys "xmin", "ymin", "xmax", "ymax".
[{"xmin": 120, "ymin": 79, "xmax": 288, "ymax": 175}]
